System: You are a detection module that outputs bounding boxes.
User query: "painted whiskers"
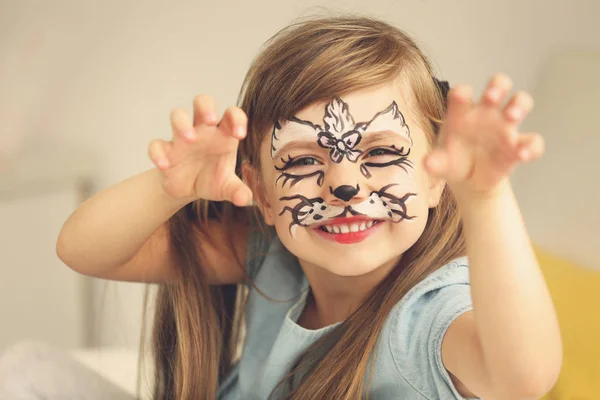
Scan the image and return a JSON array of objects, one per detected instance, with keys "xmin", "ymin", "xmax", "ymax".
[
  {"xmin": 272, "ymin": 96, "xmax": 418, "ymax": 239},
  {"xmin": 279, "ymin": 184, "xmax": 416, "ymax": 238}
]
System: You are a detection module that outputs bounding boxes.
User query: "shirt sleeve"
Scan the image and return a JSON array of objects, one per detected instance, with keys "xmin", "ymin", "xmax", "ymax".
[{"xmin": 389, "ymin": 261, "xmax": 480, "ymax": 400}]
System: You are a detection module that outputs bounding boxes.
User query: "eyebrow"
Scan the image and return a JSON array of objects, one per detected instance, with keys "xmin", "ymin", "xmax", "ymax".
[
  {"xmin": 357, "ymin": 131, "xmax": 412, "ymax": 148},
  {"xmin": 272, "ymin": 130, "xmax": 412, "ymax": 160},
  {"xmin": 273, "ymin": 140, "xmax": 324, "ymax": 160}
]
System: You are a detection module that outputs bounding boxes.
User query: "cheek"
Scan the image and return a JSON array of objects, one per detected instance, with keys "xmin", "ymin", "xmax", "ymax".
[
  {"xmin": 369, "ymin": 167, "xmax": 431, "ymax": 214},
  {"xmin": 263, "ymin": 167, "xmax": 324, "ymax": 225},
  {"xmin": 272, "ymin": 172, "xmax": 324, "ymax": 201},
  {"xmin": 367, "ymin": 165, "xmax": 423, "ymax": 193},
  {"xmin": 272, "ymin": 182, "xmax": 322, "ymax": 222}
]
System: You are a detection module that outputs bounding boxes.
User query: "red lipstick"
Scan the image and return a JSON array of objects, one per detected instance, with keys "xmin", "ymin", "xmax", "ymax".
[{"xmin": 313, "ymin": 216, "xmax": 382, "ymax": 244}]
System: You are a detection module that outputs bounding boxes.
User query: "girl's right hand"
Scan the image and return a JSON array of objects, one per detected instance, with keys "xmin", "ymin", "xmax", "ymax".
[{"xmin": 148, "ymin": 95, "xmax": 253, "ymax": 207}]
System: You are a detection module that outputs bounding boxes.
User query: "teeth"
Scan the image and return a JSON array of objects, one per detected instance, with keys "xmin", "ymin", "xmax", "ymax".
[{"xmin": 320, "ymin": 221, "xmax": 378, "ymax": 234}]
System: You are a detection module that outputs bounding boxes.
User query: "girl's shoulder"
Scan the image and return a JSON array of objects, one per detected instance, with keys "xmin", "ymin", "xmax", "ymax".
[
  {"xmin": 388, "ymin": 255, "xmax": 472, "ymax": 332},
  {"xmin": 384, "ymin": 256, "xmax": 476, "ymax": 399},
  {"xmin": 404, "ymin": 256, "xmax": 471, "ymax": 303}
]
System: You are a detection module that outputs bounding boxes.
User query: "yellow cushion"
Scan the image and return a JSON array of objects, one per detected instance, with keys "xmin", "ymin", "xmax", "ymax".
[{"xmin": 534, "ymin": 247, "xmax": 600, "ymax": 399}]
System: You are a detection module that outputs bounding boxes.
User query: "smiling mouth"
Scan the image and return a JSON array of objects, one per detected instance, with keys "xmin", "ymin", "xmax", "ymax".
[
  {"xmin": 312, "ymin": 217, "xmax": 383, "ymax": 244},
  {"xmin": 314, "ymin": 215, "xmax": 383, "ymax": 234},
  {"xmin": 317, "ymin": 220, "xmax": 381, "ymax": 234}
]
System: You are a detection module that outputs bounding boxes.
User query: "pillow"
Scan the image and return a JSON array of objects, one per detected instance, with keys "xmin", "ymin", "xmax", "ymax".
[{"xmin": 534, "ymin": 247, "xmax": 600, "ymax": 399}]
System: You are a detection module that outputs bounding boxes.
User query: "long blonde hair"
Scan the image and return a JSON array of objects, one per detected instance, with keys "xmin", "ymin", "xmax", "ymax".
[{"xmin": 145, "ymin": 15, "xmax": 465, "ymax": 400}]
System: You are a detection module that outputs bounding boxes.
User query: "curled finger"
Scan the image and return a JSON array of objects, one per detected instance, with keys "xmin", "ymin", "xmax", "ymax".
[
  {"xmin": 481, "ymin": 73, "xmax": 513, "ymax": 107},
  {"xmin": 503, "ymin": 91, "xmax": 534, "ymax": 124},
  {"xmin": 222, "ymin": 175, "xmax": 253, "ymax": 206},
  {"xmin": 516, "ymin": 132, "xmax": 545, "ymax": 162},
  {"xmin": 170, "ymin": 108, "xmax": 196, "ymax": 143},
  {"xmin": 443, "ymin": 84, "xmax": 473, "ymax": 143},
  {"xmin": 193, "ymin": 95, "xmax": 219, "ymax": 127},
  {"xmin": 148, "ymin": 139, "xmax": 172, "ymax": 169},
  {"xmin": 219, "ymin": 106, "xmax": 248, "ymax": 140}
]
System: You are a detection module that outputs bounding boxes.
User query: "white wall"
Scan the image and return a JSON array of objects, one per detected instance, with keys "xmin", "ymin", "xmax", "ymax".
[
  {"xmin": 1, "ymin": 0, "xmax": 599, "ymax": 349},
  {"xmin": 513, "ymin": 49, "xmax": 600, "ymax": 269}
]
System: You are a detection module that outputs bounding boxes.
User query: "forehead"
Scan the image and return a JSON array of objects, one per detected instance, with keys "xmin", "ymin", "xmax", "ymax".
[
  {"xmin": 295, "ymin": 80, "xmax": 413, "ymax": 125},
  {"xmin": 265, "ymin": 79, "xmax": 424, "ymax": 161}
]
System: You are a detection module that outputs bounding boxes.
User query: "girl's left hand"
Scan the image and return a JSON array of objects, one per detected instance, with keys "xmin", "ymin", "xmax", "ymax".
[{"xmin": 424, "ymin": 73, "xmax": 545, "ymax": 200}]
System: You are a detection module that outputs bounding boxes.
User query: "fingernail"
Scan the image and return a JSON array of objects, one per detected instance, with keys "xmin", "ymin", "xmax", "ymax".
[
  {"xmin": 508, "ymin": 107, "xmax": 522, "ymax": 120},
  {"xmin": 487, "ymin": 88, "xmax": 501, "ymax": 102},
  {"xmin": 206, "ymin": 112, "xmax": 218, "ymax": 123},
  {"xmin": 236, "ymin": 126, "xmax": 246, "ymax": 138},
  {"xmin": 520, "ymin": 149, "xmax": 530, "ymax": 160},
  {"xmin": 185, "ymin": 130, "xmax": 196, "ymax": 140},
  {"xmin": 158, "ymin": 159, "xmax": 169, "ymax": 169}
]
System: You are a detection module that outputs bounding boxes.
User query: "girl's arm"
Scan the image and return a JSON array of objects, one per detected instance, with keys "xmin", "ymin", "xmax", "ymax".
[
  {"xmin": 426, "ymin": 74, "xmax": 562, "ymax": 399},
  {"xmin": 57, "ymin": 96, "xmax": 253, "ymax": 284},
  {"xmin": 442, "ymin": 181, "xmax": 562, "ymax": 399},
  {"xmin": 57, "ymin": 168, "xmax": 187, "ymax": 281},
  {"xmin": 57, "ymin": 168, "xmax": 248, "ymax": 284}
]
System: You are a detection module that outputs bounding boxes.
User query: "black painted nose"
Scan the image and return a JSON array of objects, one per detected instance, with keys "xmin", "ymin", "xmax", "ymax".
[{"xmin": 330, "ymin": 184, "xmax": 360, "ymax": 202}]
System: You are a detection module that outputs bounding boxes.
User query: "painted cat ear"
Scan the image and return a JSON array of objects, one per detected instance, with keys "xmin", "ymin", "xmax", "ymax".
[
  {"xmin": 323, "ymin": 97, "xmax": 355, "ymax": 135},
  {"xmin": 354, "ymin": 122, "xmax": 369, "ymax": 134},
  {"xmin": 271, "ymin": 118, "xmax": 322, "ymax": 159},
  {"xmin": 361, "ymin": 102, "xmax": 412, "ymax": 145}
]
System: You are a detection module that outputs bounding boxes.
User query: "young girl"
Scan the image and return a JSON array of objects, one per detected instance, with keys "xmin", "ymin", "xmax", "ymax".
[{"xmin": 3, "ymin": 15, "xmax": 562, "ymax": 400}]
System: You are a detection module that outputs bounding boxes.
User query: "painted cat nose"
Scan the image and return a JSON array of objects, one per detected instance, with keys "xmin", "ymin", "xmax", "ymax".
[{"xmin": 329, "ymin": 184, "xmax": 360, "ymax": 202}]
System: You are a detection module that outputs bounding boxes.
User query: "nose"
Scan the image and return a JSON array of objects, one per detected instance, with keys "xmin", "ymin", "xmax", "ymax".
[{"xmin": 330, "ymin": 184, "xmax": 360, "ymax": 202}]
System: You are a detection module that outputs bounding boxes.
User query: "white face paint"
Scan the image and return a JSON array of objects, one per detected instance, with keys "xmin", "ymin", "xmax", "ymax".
[
  {"xmin": 273, "ymin": 97, "xmax": 416, "ymax": 238},
  {"xmin": 258, "ymin": 82, "xmax": 442, "ymax": 277},
  {"xmin": 271, "ymin": 98, "xmax": 412, "ymax": 163},
  {"xmin": 280, "ymin": 184, "xmax": 416, "ymax": 238}
]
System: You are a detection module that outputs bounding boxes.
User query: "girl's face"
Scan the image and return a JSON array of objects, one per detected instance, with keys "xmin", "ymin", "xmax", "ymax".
[{"xmin": 255, "ymin": 81, "xmax": 444, "ymax": 276}]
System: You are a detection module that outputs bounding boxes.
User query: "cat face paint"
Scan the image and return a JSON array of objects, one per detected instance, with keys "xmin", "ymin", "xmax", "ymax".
[
  {"xmin": 279, "ymin": 184, "xmax": 416, "ymax": 238},
  {"xmin": 271, "ymin": 97, "xmax": 418, "ymax": 239},
  {"xmin": 271, "ymin": 97, "xmax": 413, "ymax": 191},
  {"xmin": 274, "ymin": 154, "xmax": 325, "ymax": 188},
  {"xmin": 271, "ymin": 97, "xmax": 412, "ymax": 163},
  {"xmin": 259, "ymin": 83, "xmax": 441, "ymax": 277}
]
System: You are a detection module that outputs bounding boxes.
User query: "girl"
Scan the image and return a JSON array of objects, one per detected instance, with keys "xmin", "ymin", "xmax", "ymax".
[{"xmin": 5, "ymin": 15, "xmax": 561, "ymax": 400}]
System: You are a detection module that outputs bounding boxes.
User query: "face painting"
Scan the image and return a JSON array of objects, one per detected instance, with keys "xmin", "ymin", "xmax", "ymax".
[
  {"xmin": 279, "ymin": 185, "xmax": 416, "ymax": 238},
  {"xmin": 272, "ymin": 97, "xmax": 417, "ymax": 239}
]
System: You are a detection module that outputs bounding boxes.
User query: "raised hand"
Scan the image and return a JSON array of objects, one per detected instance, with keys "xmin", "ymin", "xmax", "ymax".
[
  {"xmin": 424, "ymin": 74, "xmax": 545, "ymax": 200},
  {"xmin": 148, "ymin": 95, "xmax": 253, "ymax": 206}
]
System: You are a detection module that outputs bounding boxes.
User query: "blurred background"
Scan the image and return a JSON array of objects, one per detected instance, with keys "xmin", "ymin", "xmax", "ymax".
[{"xmin": 1, "ymin": 0, "xmax": 598, "ymax": 398}]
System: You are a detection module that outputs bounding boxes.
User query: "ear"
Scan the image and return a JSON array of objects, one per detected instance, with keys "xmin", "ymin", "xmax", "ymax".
[
  {"xmin": 428, "ymin": 175, "xmax": 446, "ymax": 208},
  {"xmin": 242, "ymin": 162, "xmax": 276, "ymax": 226}
]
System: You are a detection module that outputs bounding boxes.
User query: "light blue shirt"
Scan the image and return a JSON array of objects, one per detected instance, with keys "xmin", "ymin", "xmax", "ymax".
[{"xmin": 217, "ymin": 229, "xmax": 479, "ymax": 399}]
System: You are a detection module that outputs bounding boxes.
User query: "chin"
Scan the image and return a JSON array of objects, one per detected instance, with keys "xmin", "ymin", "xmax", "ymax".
[{"xmin": 318, "ymin": 254, "xmax": 398, "ymax": 277}]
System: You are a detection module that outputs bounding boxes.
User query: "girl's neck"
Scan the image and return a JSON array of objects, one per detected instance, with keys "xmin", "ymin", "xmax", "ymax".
[{"xmin": 297, "ymin": 256, "xmax": 400, "ymax": 330}]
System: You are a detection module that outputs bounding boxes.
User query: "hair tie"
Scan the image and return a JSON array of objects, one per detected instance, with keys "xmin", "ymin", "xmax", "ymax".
[
  {"xmin": 433, "ymin": 77, "xmax": 450, "ymax": 107},
  {"xmin": 432, "ymin": 78, "xmax": 450, "ymax": 134}
]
